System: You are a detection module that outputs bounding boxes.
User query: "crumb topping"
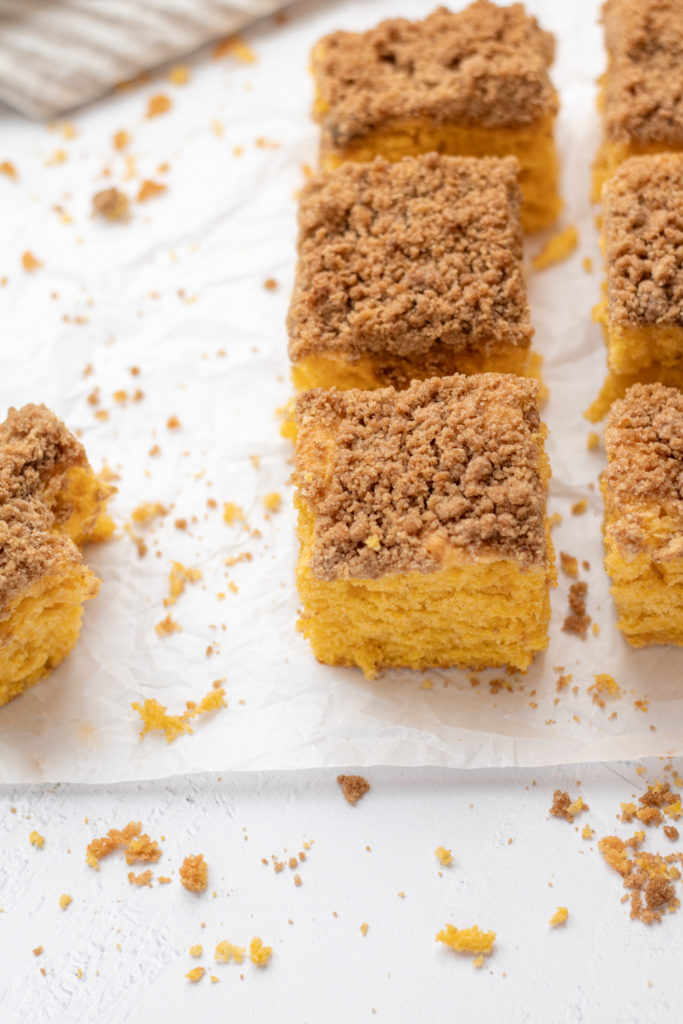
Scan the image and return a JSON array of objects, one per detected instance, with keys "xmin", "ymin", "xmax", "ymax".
[
  {"xmin": 296, "ymin": 374, "xmax": 548, "ymax": 580},
  {"xmin": 603, "ymin": 156, "xmax": 683, "ymax": 327},
  {"xmin": 0, "ymin": 404, "xmax": 92, "ymax": 616},
  {"xmin": 602, "ymin": 0, "xmax": 683, "ymax": 145},
  {"xmin": 562, "ymin": 581, "xmax": 591, "ymax": 637},
  {"xmin": 604, "ymin": 383, "xmax": 683, "ymax": 557},
  {"xmin": 313, "ymin": 1, "xmax": 556, "ymax": 146},
  {"xmin": 288, "ymin": 154, "xmax": 530, "ymax": 363},
  {"xmin": 337, "ymin": 774, "xmax": 370, "ymax": 805}
]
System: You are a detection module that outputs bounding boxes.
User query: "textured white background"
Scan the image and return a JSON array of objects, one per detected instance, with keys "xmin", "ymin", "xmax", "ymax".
[
  {"xmin": 1, "ymin": 0, "xmax": 683, "ymax": 785},
  {"xmin": 1, "ymin": 1, "xmax": 682, "ymax": 1020}
]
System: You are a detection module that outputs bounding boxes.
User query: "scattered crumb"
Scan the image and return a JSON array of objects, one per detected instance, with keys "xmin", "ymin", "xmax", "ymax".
[
  {"xmin": 549, "ymin": 907, "xmax": 568, "ymax": 928},
  {"xmin": 29, "ymin": 830, "xmax": 45, "ymax": 849},
  {"xmin": 92, "ymin": 187, "xmax": 129, "ymax": 221},
  {"xmin": 213, "ymin": 35, "xmax": 256, "ymax": 63},
  {"xmin": 0, "ymin": 160, "xmax": 17, "ymax": 179},
  {"xmin": 21, "ymin": 250, "xmax": 42, "ymax": 272},
  {"xmin": 125, "ymin": 834, "xmax": 162, "ymax": 865},
  {"xmin": 223, "ymin": 501, "xmax": 246, "ymax": 525},
  {"xmin": 131, "ymin": 501, "xmax": 168, "ymax": 525},
  {"xmin": 548, "ymin": 512, "xmax": 562, "ymax": 529},
  {"xmin": 559, "ymin": 552, "xmax": 579, "ymax": 578},
  {"xmin": 59, "ymin": 893, "xmax": 72, "ymax": 910},
  {"xmin": 549, "ymin": 791, "xmax": 588, "ymax": 823},
  {"xmin": 86, "ymin": 821, "xmax": 142, "ymax": 870},
  {"xmin": 472, "ymin": 955, "xmax": 484, "ymax": 969},
  {"xmin": 154, "ymin": 614, "xmax": 182, "ymax": 637},
  {"xmin": 337, "ymin": 774, "xmax": 370, "ymax": 805},
  {"xmin": 531, "ymin": 226, "xmax": 578, "ymax": 271},
  {"xmin": 146, "ymin": 94, "xmax": 172, "ymax": 118},
  {"xmin": 586, "ymin": 431, "xmax": 600, "ymax": 451},
  {"xmin": 563, "ymin": 582, "xmax": 591, "ymax": 637},
  {"xmin": 180, "ymin": 853, "xmax": 208, "ymax": 894},
  {"xmin": 113, "ymin": 130, "xmax": 131, "ymax": 151},
  {"xmin": 664, "ymin": 826, "xmax": 680, "ymax": 841},
  {"xmin": 263, "ymin": 278, "xmax": 278, "ymax": 291},
  {"xmin": 249, "ymin": 937, "xmax": 272, "ymax": 967},
  {"xmin": 189, "ymin": 944, "xmax": 203, "ymax": 958},
  {"xmin": 436, "ymin": 924, "xmax": 496, "ymax": 957},
  {"xmin": 169, "ymin": 65, "xmax": 190, "ymax": 85},
  {"xmin": 582, "ymin": 256, "xmax": 593, "ymax": 273},
  {"xmin": 582, "ymin": 825, "xmax": 594, "ymax": 840},
  {"xmin": 164, "ymin": 561, "xmax": 202, "ymax": 607},
  {"xmin": 263, "ymin": 492, "xmax": 282, "ymax": 513},
  {"xmin": 158, "ymin": 876, "xmax": 172, "ymax": 884},
  {"xmin": 127, "ymin": 869, "xmax": 153, "ymax": 887},
  {"xmin": 186, "ymin": 967, "xmax": 205, "ymax": 983},
  {"xmin": 132, "ymin": 687, "xmax": 226, "ymax": 743},
  {"xmin": 360, "ymin": 923, "xmax": 369, "ymax": 936},
  {"xmin": 167, "ymin": 415, "xmax": 181, "ymax": 430},
  {"xmin": 32, "ymin": 947, "xmax": 43, "ymax": 956},
  {"xmin": 215, "ymin": 941, "xmax": 245, "ymax": 964},
  {"xmin": 588, "ymin": 674, "xmax": 622, "ymax": 708},
  {"xmin": 137, "ymin": 180, "xmax": 167, "ymax": 202},
  {"xmin": 571, "ymin": 499, "xmax": 587, "ymax": 515},
  {"xmin": 434, "ymin": 846, "xmax": 453, "ymax": 867}
]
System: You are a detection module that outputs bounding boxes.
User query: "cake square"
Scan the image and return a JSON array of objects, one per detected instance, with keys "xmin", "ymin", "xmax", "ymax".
[
  {"xmin": 587, "ymin": 154, "xmax": 683, "ymax": 420},
  {"xmin": 603, "ymin": 383, "xmax": 683, "ymax": 647},
  {"xmin": 0, "ymin": 404, "xmax": 112, "ymax": 706},
  {"xmin": 288, "ymin": 153, "xmax": 534, "ymax": 393},
  {"xmin": 593, "ymin": 0, "xmax": 683, "ymax": 200},
  {"xmin": 311, "ymin": 1, "xmax": 561, "ymax": 232},
  {"xmin": 294, "ymin": 373, "xmax": 555, "ymax": 677}
]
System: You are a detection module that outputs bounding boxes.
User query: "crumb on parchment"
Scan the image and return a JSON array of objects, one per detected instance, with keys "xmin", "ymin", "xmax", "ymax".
[
  {"xmin": 131, "ymin": 687, "xmax": 226, "ymax": 743},
  {"xmin": 337, "ymin": 774, "xmax": 370, "ymax": 805},
  {"xmin": 549, "ymin": 791, "xmax": 588, "ymax": 823}
]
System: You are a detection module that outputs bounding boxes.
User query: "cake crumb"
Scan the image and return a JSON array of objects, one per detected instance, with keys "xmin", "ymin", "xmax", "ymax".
[
  {"xmin": 154, "ymin": 614, "xmax": 182, "ymax": 637},
  {"xmin": 360, "ymin": 923, "xmax": 369, "ymax": 936},
  {"xmin": 436, "ymin": 924, "xmax": 496, "ymax": 957},
  {"xmin": 249, "ymin": 937, "xmax": 272, "ymax": 967},
  {"xmin": 164, "ymin": 561, "xmax": 202, "ymax": 606},
  {"xmin": 86, "ymin": 821, "xmax": 142, "ymax": 869},
  {"xmin": 213, "ymin": 35, "xmax": 256, "ymax": 63},
  {"xmin": 29, "ymin": 830, "xmax": 45, "ymax": 849},
  {"xmin": 223, "ymin": 501, "xmax": 246, "ymax": 525},
  {"xmin": 550, "ymin": 790, "xmax": 588, "ymax": 823},
  {"xmin": 58, "ymin": 893, "xmax": 72, "ymax": 909},
  {"xmin": 664, "ymin": 826, "xmax": 679, "ymax": 841},
  {"xmin": 532, "ymin": 226, "xmax": 578, "ymax": 271},
  {"xmin": 588, "ymin": 673, "xmax": 622, "ymax": 708},
  {"xmin": 125, "ymin": 834, "xmax": 161, "ymax": 864},
  {"xmin": 0, "ymin": 160, "xmax": 17, "ymax": 179},
  {"xmin": 472, "ymin": 955, "xmax": 484, "ymax": 969},
  {"xmin": 137, "ymin": 180, "xmax": 167, "ymax": 202},
  {"xmin": 21, "ymin": 250, "xmax": 42, "ymax": 272},
  {"xmin": 146, "ymin": 94, "xmax": 171, "ymax": 118},
  {"xmin": 337, "ymin": 774, "xmax": 370, "ymax": 805},
  {"xmin": 559, "ymin": 552, "xmax": 579, "ymax": 578},
  {"xmin": 92, "ymin": 187, "xmax": 129, "ymax": 221},
  {"xmin": 127, "ymin": 869, "xmax": 153, "ymax": 887},
  {"xmin": 186, "ymin": 967, "xmax": 205, "ymax": 983},
  {"xmin": 549, "ymin": 906, "xmax": 568, "ymax": 927},
  {"xmin": 113, "ymin": 130, "xmax": 130, "ymax": 150},
  {"xmin": 132, "ymin": 687, "xmax": 225, "ymax": 743},
  {"xmin": 263, "ymin": 492, "xmax": 282, "ymax": 512},
  {"xmin": 169, "ymin": 65, "xmax": 190, "ymax": 85},
  {"xmin": 189, "ymin": 944, "xmax": 203, "ymax": 958},
  {"xmin": 32, "ymin": 946, "xmax": 43, "ymax": 956},
  {"xmin": 180, "ymin": 853, "xmax": 208, "ymax": 893},
  {"xmin": 586, "ymin": 431, "xmax": 600, "ymax": 451},
  {"xmin": 582, "ymin": 256, "xmax": 593, "ymax": 273},
  {"xmin": 434, "ymin": 846, "xmax": 453, "ymax": 867},
  {"xmin": 571, "ymin": 499, "xmax": 587, "ymax": 515},
  {"xmin": 158, "ymin": 876, "xmax": 171, "ymax": 884},
  {"xmin": 263, "ymin": 278, "xmax": 278, "ymax": 291},
  {"xmin": 215, "ymin": 941, "xmax": 245, "ymax": 964},
  {"xmin": 582, "ymin": 825, "xmax": 594, "ymax": 840},
  {"xmin": 562, "ymin": 582, "xmax": 591, "ymax": 637},
  {"xmin": 131, "ymin": 501, "xmax": 168, "ymax": 524}
]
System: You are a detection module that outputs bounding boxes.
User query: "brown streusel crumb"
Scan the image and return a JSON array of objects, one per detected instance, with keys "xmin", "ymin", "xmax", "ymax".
[
  {"xmin": 603, "ymin": 156, "xmax": 683, "ymax": 328},
  {"xmin": 337, "ymin": 774, "xmax": 370, "ymax": 805},
  {"xmin": 602, "ymin": 0, "xmax": 683, "ymax": 146},
  {"xmin": 295, "ymin": 374, "xmax": 548, "ymax": 581},
  {"xmin": 313, "ymin": 1, "xmax": 557, "ymax": 147},
  {"xmin": 180, "ymin": 853, "xmax": 208, "ymax": 893},
  {"xmin": 288, "ymin": 154, "xmax": 530, "ymax": 363},
  {"xmin": 92, "ymin": 187, "xmax": 130, "ymax": 221},
  {"xmin": 664, "ymin": 826, "xmax": 680, "ymax": 841},
  {"xmin": 603, "ymin": 384, "xmax": 683, "ymax": 559},
  {"xmin": 549, "ymin": 790, "xmax": 588, "ymax": 823},
  {"xmin": 562, "ymin": 582, "xmax": 591, "ymax": 637}
]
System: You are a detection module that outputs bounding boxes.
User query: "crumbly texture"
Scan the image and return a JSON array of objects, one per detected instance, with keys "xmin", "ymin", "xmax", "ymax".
[
  {"xmin": 603, "ymin": 156, "xmax": 683, "ymax": 327},
  {"xmin": 549, "ymin": 791, "xmax": 588, "ymax": 824},
  {"xmin": 313, "ymin": 1, "xmax": 557, "ymax": 146},
  {"xmin": 86, "ymin": 821, "xmax": 143, "ymax": 868},
  {"xmin": 180, "ymin": 853, "xmax": 208, "ymax": 893},
  {"xmin": 548, "ymin": 907, "xmax": 568, "ymax": 927},
  {"xmin": 132, "ymin": 687, "xmax": 226, "ymax": 743},
  {"xmin": 29, "ymin": 830, "xmax": 45, "ymax": 849},
  {"xmin": 288, "ymin": 154, "xmax": 531, "ymax": 363},
  {"xmin": 337, "ymin": 774, "xmax": 370, "ymax": 805},
  {"xmin": 603, "ymin": 383, "xmax": 683, "ymax": 558},
  {"xmin": 602, "ymin": 0, "xmax": 683, "ymax": 146},
  {"xmin": 215, "ymin": 941, "xmax": 245, "ymax": 964},
  {"xmin": 436, "ymin": 924, "xmax": 496, "ymax": 956},
  {"xmin": 249, "ymin": 937, "xmax": 272, "ymax": 967},
  {"xmin": 563, "ymin": 581, "xmax": 591, "ymax": 637},
  {"xmin": 92, "ymin": 187, "xmax": 130, "ymax": 221},
  {"xmin": 296, "ymin": 374, "xmax": 548, "ymax": 581},
  {"xmin": 435, "ymin": 846, "xmax": 453, "ymax": 867}
]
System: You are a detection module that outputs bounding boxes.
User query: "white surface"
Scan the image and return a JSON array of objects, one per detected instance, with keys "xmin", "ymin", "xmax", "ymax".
[
  {"xmin": 1, "ymin": 760, "xmax": 681, "ymax": 1024},
  {"xmin": 2, "ymin": 0, "xmax": 683, "ymax": 784}
]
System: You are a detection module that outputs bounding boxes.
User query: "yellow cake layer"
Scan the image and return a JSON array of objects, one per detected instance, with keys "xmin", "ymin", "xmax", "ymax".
[
  {"xmin": 595, "ymin": 294, "xmax": 683, "ymax": 375},
  {"xmin": 0, "ymin": 566, "xmax": 100, "ymax": 707},
  {"xmin": 291, "ymin": 346, "xmax": 536, "ymax": 393},
  {"xmin": 586, "ymin": 361, "xmax": 683, "ymax": 422},
  {"xmin": 604, "ymin": 507, "xmax": 683, "ymax": 647},
  {"xmin": 45, "ymin": 465, "xmax": 115, "ymax": 546},
  {"xmin": 296, "ymin": 498, "xmax": 554, "ymax": 678},
  {"xmin": 318, "ymin": 116, "xmax": 561, "ymax": 233}
]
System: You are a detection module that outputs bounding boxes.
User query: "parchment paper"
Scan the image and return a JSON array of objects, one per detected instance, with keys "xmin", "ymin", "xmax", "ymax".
[{"xmin": 2, "ymin": 0, "xmax": 682, "ymax": 784}]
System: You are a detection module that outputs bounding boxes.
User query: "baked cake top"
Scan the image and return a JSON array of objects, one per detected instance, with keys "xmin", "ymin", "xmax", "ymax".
[
  {"xmin": 604, "ymin": 155, "xmax": 683, "ymax": 327},
  {"xmin": 0, "ymin": 404, "xmax": 87, "ymax": 615},
  {"xmin": 312, "ymin": 1, "xmax": 557, "ymax": 146},
  {"xmin": 604, "ymin": 383, "xmax": 683, "ymax": 557},
  {"xmin": 288, "ymin": 154, "xmax": 531, "ymax": 363},
  {"xmin": 603, "ymin": 0, "xmax": 683, "ymax": 146},
  {"xmin": 296, "ymin": 374, "xmax": 548, "ymax": 581}
]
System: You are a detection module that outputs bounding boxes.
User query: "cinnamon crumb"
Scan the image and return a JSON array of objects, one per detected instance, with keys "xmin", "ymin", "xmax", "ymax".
[
  {"xmin": 337, "ymin": 774, "xmax": 370, "ymax": 805},
  {"xmin": 92, "ymin": 187, "xmax": 129, "ymax": 221},
  {"xmin": 263, "ymin": 278, "xmax": 278, "ymax": 291},
  {"xmin": 562, "ymin": 582, "xmax": 591, "ymax": 637},
  {"xmin": 549, "ymin": 790, "xmax": 588, "ymax": 823},
  {"xmin": 664, "ymin": 826, "xmax": 679, "ymax": 841}
]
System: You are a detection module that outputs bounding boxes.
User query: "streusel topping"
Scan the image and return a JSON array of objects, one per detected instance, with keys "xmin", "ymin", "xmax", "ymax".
[
  {"xmin": 296, "ymin": 374, "xmax": 548, "ymax": 580},
  {"xmin": 604, "ymin": 155, "xmax": 683, "ymax": 326},
  {"xmin": 603, "ymin": 0, "xmax": 683, "ymax": 146},
  {"xmin": 288, "ymin": 154, "xmax": 531, "ymax": 362},
  {"xmin": 313, "ymin": 2, "xmax": 557, "ymax": 146}
]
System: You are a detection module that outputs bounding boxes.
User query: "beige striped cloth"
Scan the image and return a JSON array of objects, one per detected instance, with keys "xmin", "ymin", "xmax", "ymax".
[{"xmin": 0, "ymin": 0, "xmax": 293, "ymax": 119}]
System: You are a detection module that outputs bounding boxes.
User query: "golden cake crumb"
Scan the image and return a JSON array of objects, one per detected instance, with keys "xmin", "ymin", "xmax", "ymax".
[
  {"xmin": 583, "ymin": 257, "xmax": 593, "ymax": 273},
  {"xmin": 586, "ymin": 431, "xmax": 600, "ymax": 451},
  {"xmin": 169, "ymin": 65, "xmax": 190, "ymax": 85},
  {"xmin": 154, "ymin": 614, "xmax": 182, "ymax": 637},
  {"xmin": 582, "ymin": 825, "xmax": 594, "ymax": 840},
  {"xmin": 131, "ymin": 501, "xmax": 168, "ymax": 524},
  {"xmin": 436, "ymin": 924, "xmax": 496, "ymax": 956},
  {"xmin": 263, "ymin": 278, "xmax": 278, "ymax": 291},
  {"xmin": 186, "ymin": 967, "xmax": 205, "ymax": 983},
  {"xmin": 92, "ymin": 188, "xmax": 129, "ymax": 221},
  {"xmin": 213, "ymin": 35, "xmax": 256, "ymax": 63},
  {"xmin": 210, "ymin": 975, "xmax": 220, "ymax": 983},
  {"xmin": 189, "ymin": 944, "xmax": 203, "ymax": 958},
  {"xmin": 360, "ymin": 923, "xmax": 369, "ymax": 936},
  {"xmin": 146, "ymin": 94, "xmax": 171, "ymax": 118},
  {"xmin": 435, "ymin": 846, "xmax": 453, "ymax": 867},
  {"xmin": 263, "ymin": 492, "xmax": 282, "ymax": 512},
  {"xmin": 86, "ymin": 821, "xmax": 142, "ymax": 869},
  {"xmin": 559, "ymin": 552, "xmax": 579, "ymax": 578},
  {"xmin": 588, "ymin": 673, "xmax": 622, "ymax": 708},
  {"xmin": 532, "ymin": 226, "xmax": 578, "ymax": 271},
  {"xmin": 0, "ymin": 160, "xmax": 17, "ymax": 179},
  {"xmin": 158, "ymin": 876, "xmax": 171, "ymax": 884},
  {"xmin": 222, "ymin": 501, "xmax": 246, "ymax": 525},
  {"xmin": 124, "ymin": 834, "xmax": 161, "ymax": 864},
  {"xmin": 132, "ymin": 686, "xmax": 226, "ymax": 743},
  {"xmin": 571, "ymin": 500, "xmax": 587, "ymax": 515},
  {"xmin": 113, "ymin": 130, "xmax": 130, "ymax": 150},
  {"xmin": 29, "ymin": 830, "xmax": 45, "ymax": 849},
  {"xmin": 127, "ymin": 869, "xmax": 153, "ymax": 887},
  {"xmin": 249, "ymin": 937, "xmax": 272, "ymax": 967},
  {"xmin": 163, "ymin": 562, "xmax": 202, "ymax": 607},
  {"xmin": 337, "ymin": 774, "xmax": 370, "ymax": 805},
  {"xmin": 21, "ymin": 250, "xmax": 42, "ymax": 272},
  {"xmin": 137, "ymin": 180, "xmax": 167, "ymax": 202},
  {"xmin": 472, "ymin": 955, "xmax": 484, "ymax": 969},
  {"xmin": 548, "ymin": 906, "xmax": 568, "ymax": 927},
  {"xmin": 32, "ymin": 946, "xmax": 43, "ymax": 956},
  {"xmin": 549, "ymin": 791, "xmax": 589, "ymax": 823},
  {"xmin": 215, "ymin": 941, "xmax": 246, "ymax": 964},
  {"xmin": 180, "ymin": 853, "xmax": 208, "ymax": 893},
  {"xmin": 58, "ymin": 893, "xmax": 72, "ymax": 909}
]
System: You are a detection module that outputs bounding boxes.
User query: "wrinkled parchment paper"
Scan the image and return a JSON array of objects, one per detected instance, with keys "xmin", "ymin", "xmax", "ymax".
[{"xmin": 2, "ymin": 0, "xmax": 682, "ymax": 783}]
